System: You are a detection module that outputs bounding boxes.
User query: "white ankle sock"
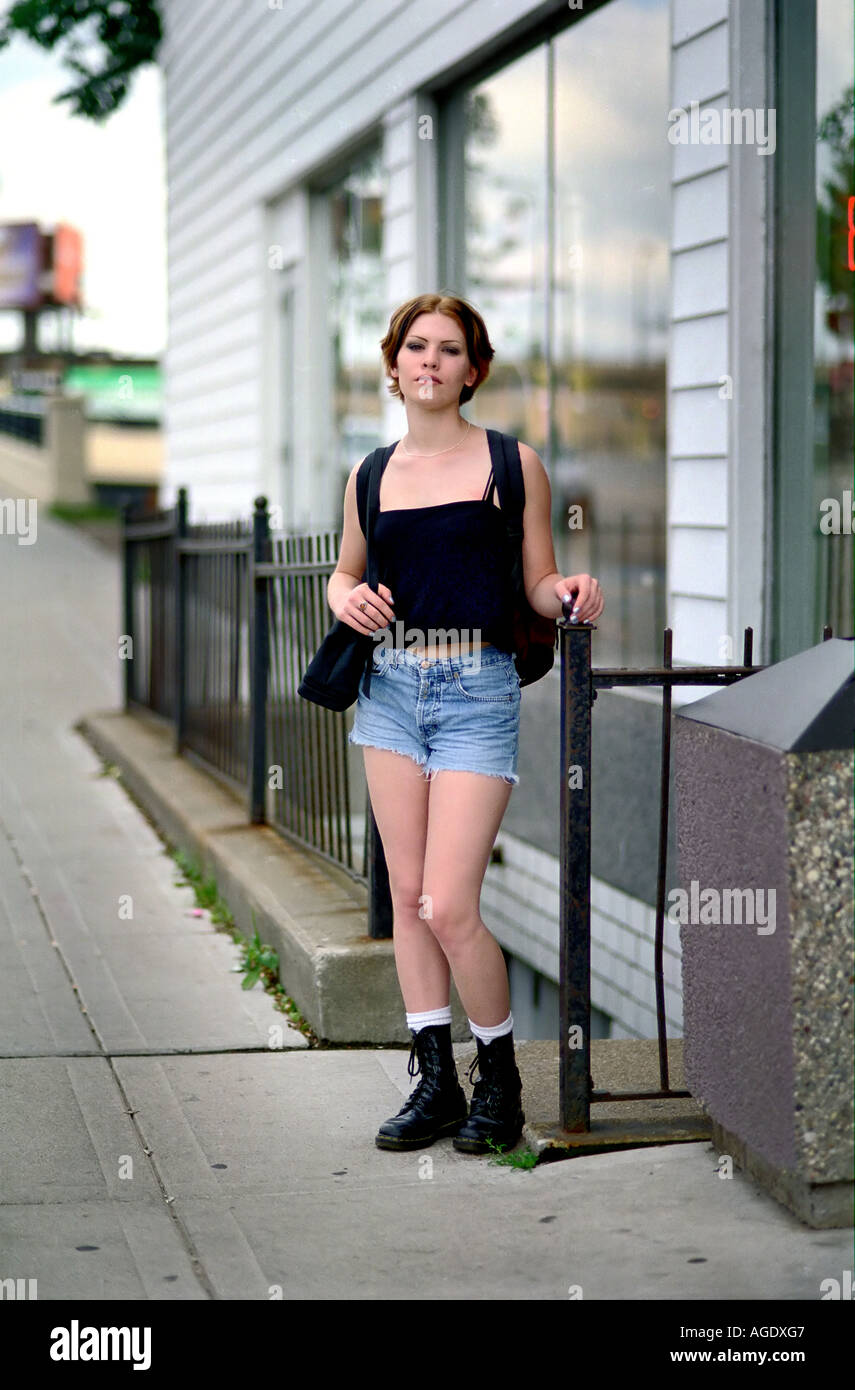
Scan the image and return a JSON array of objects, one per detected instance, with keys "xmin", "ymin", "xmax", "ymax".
[
  {"xmin": 468, "ymin": 1012, "xmax": 513, "ymax": 1044},
  {"xmin": 406, "ymin": 1005, "xmax": 452, "ymax": 1033}
]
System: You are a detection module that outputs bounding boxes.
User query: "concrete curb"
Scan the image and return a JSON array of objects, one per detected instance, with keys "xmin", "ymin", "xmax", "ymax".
[{"xmin": 77, "ymin": 708, "xmax": 470, "ymax": 1044}]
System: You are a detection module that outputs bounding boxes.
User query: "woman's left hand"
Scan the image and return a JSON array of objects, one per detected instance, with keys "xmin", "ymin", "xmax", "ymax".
[{"xmin": 554, "ymin": 574, "xmax": 604, "ymax": 623}]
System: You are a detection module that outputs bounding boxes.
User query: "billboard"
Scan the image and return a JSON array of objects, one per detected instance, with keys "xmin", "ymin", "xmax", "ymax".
[
  {"xmin": 0, "ymin": 223, "xmax": 42, "ymax": 310},
  {"xmin": 50, "ymin": 224, "xmax": 83, "ymax": 307},
  {"xmin": 0, "ymin": 222, "xmax": 84, "ymax": 309},
  {"xmin": 63, "ymin": 364, "xmax": 161, "ymax": 422}
]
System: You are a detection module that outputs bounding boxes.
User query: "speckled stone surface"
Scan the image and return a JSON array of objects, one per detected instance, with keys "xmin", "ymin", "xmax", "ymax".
[
  {"xmin": 786, "ymin": 748, "xmax": 854, "ymax": 1184},
  {"xmin": 673, "ymin": 722, "xmax": 854, "ymax": 1217},
  {"xmin": 674, "ymin": 724, "xmax": 794, "ymax": 1166}
]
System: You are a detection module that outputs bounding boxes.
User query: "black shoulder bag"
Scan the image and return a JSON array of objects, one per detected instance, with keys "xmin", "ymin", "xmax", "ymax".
[{"xmin": 297, "ymin": 440, "xmax": 397, "ymax": 711}]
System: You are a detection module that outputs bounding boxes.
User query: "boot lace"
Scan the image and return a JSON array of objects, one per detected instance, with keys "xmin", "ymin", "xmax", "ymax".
[
  {"xmin": 397, "ymin": 1036, "xmax": 438, "ymax": 1113},
  {"xmin": 465, "ymin": 1052, "xmax": 506, "ymax": 1119}
]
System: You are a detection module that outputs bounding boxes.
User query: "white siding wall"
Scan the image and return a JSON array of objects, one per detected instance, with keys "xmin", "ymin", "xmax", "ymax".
[
  {"xmin": 382, "ymin": 93, "xmax": 441, "ymax": 439},
  {"xmin": 668, "ymin": 0, "xmax": 770, "ymax": 688},
  {"xmin": 669, "ymin": 1, "xmax": 731, "ymax": 679},
  {"xmin": 159, "ymin": 0, "xmax": 563, "ymax": 523},
  {"xmin": 482, "ymin": 831, "xmax": 685, "ymax": 1041}
]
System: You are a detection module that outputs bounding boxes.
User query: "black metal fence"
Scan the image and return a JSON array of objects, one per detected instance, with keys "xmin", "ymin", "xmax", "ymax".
[
  {"xmin": 122, "ymin": 502, "xmax": 176, "ymax": 721},
  {"xmin": 557, "ymin": 615, "xmax": 837, "ymax": 1134},
  {"xmin": 259, "ymin": 524, "xmax": 364, "ymax": 879},
  {"xmin": 0, "ymin": 396, "xmax": 46, "ymax": 445},
  {"xmin": 123, "ymin": 489, "xmax": 369, "ymax": 887}
]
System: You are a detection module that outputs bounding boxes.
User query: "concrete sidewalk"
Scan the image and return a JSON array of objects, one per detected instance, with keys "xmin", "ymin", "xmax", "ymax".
[{"xmin": 0, "ymin": 506, "xmax": 850, "ymax": 1301}]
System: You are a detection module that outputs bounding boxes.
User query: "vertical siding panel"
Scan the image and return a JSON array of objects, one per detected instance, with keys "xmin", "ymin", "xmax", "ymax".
[{"xmin": 668, "ymin": 9, "xmax": 730, "ymax": 672}]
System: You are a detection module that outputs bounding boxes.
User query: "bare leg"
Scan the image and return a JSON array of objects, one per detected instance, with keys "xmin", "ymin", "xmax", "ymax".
[
  {"xmin": 420, "ymin": 770, "xmax": 514, "ymax": 1025},
  {"xmin": 361, "ymin": 747, "xmax": 449, "ymax": 1011}
]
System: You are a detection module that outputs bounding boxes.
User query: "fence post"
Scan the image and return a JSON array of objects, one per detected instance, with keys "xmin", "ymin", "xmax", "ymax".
[
  {"xmin": 121, "ymin": 500, "xmax": 134, "ymax": 712},
  {"xmin": 367, "ymin": 795, "xmax": 393, "ymax": 939},
  {"xmin": 249, "ymin": 496, "xmax": 271, "ymax": 825},
  {"xmin": 174, "ymin": 488, "xmax": 187, "ymax": 755},
  {"xmin": 559, "ymin": 608, "xmax": 595, "ymax": 1133}
]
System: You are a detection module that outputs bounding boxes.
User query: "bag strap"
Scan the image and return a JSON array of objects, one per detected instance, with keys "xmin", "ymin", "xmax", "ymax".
[
  {"xmin": 486, "ymin": 428, "xmax": 526, "ymax": 598},
  {"xmin": 357, "ymin": 440, "xmax": 399, "ymax": 581},
  {"xmin": 355, "ymin": 440, "xmax": 398, "ymax": 698}
]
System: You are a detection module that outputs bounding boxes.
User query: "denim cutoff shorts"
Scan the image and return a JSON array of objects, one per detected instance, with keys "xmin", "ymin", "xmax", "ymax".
[{"xmin": 348, "ymin": 645, "xmax": 521, "ymax": 786}]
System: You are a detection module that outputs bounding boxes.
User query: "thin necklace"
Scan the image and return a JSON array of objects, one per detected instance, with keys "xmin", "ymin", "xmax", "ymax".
[{"xmin": 401, "ymin": 420, "xmax": 471, "ymax": 458}]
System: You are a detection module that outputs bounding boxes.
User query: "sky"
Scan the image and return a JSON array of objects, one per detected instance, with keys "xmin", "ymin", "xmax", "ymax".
[{"xmin": 0, "ymin": 8, "xmax": 167, "ymax": 357}]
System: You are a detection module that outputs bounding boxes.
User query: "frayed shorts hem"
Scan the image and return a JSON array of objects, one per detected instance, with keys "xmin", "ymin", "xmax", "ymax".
[{"xmin": 348, "ymin": 734, "xmax": 519, "ymax": 787}]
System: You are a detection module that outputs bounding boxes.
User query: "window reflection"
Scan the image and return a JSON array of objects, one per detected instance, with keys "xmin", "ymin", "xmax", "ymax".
[
  {"xmin": 461, "ymin": 46, "xmax": 548, "ymax": 455},
  {"xmin": 458, "ymin": 0, "xmax": 670, "ymax": 664},
  {"xmin": 553, "ymin": 3, "xmax": 669, "ymax": 664},
  {"xmin": 814, "ymin": 0, "xmax": 854, "ymax": 636},
  {"xmin": 327, "ymin": 150, "xmax": 385, "ymax": 502}
]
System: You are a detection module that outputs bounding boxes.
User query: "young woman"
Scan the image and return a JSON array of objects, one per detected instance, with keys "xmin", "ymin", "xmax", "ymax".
[{"xmin": 327, "ymin": 293, "xmax": 604, "ymax": 1154}]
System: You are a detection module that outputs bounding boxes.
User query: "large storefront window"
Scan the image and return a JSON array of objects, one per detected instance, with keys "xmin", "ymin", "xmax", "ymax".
[
  {"xmin": 458, "ymin": 44, "xmax": 549, "ymax": 457},
  {"xmin": 325, "ymin": 149, "xmax": 385, "ymax": 502},
  {"xmin": 444, "ymin": 0, "xmax": 670, "ymax": 666},
  {"xmin": 814, "ymin": 0, "xmax": 853, "ymax": 637}
]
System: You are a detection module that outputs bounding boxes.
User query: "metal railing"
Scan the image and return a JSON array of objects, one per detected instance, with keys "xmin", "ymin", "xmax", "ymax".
[
  {"xmin": 0, "ymin": 395, "xmax": 46, "ymax": 445},
  {"xmin": 122, "ymin": 490, "xmax": 369, "ymax": 888},
  {"xmin": 258, "ymin": 521, "xmax": 364, "ymax": 880},
  {"xmin": 122, "ymin": 502, "xmax": 177, "ymax": 721},
  {"xmin": 556, "ymin": 613, "xmax": 838, "ymax": 1135},
  {"xmin": 178, "ymin": 499, "xmax": 254, "ymax": 795}
]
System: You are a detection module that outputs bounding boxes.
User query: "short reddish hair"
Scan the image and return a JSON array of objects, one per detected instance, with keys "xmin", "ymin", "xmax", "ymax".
[{"xmin": 380, "ymin": 292, "xmax": 495, "ymax": 405}]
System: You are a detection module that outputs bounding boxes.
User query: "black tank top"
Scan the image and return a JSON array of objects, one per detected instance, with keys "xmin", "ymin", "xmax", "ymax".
[{"xmin": 373, "ymin": 465, "xmax": 516, "ymax": 652}]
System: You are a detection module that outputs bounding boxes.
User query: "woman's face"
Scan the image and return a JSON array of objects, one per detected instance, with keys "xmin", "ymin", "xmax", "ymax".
[{"xmin": 391, "ymin": 312, "xmax": 478, "ymax": 405}]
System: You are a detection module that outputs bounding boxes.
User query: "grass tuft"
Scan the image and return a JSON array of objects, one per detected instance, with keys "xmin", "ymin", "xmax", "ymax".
[
  {"xmin": 483, "ymin": 1135, "xmax": 540, "ymax": 1170},
  {"xmin": 172, "ymin": 848, "xmax": 317, "ymax": 1043}
]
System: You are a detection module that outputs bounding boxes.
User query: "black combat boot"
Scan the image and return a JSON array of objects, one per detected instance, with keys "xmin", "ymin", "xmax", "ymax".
[
  {"xmin": 452, "ymin": 1030, "xmax": 525, "ymax": 1154},
  {"xmin": 375, "ymin": 1023, "xmax": 469, "ymax": 1150}
]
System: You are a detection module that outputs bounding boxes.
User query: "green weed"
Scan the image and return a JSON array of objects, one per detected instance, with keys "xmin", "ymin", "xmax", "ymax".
[
  {"xmin": 483, "ymin": 1136, "xmax": 540, "ymax": 1170},
  {"xmin": 172, "ymin": 850, "xmax": 316, "ymax": 1042}
]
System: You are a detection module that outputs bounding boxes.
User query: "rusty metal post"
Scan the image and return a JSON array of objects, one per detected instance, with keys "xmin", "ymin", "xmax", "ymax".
[
  {"xmin": 121, "ymin": 500, "xmax": 134, "ymax": 713},
  {"xmin": 367, "ymin": 795, "xmax": 393, "ymax": 939},
  {"xmin": 559, "ymin": 602, "xmax": 595, "ymax": 1132},
  {"xmin": 653, "ymin": 628, "xmax": 673, "ymax": 1091},
  {"xmin": 174, "ymin": 487, "xmax": 188, "ymax": 755},
  {"xmin": 249, "ymin": 496, "xmax": 271, "ymax": 825}
]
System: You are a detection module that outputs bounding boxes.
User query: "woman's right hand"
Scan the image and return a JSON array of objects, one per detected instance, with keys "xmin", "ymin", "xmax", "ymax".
[{"xmin": 336, "ymin": 581, "xmax": 396, "ymax": 635}]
